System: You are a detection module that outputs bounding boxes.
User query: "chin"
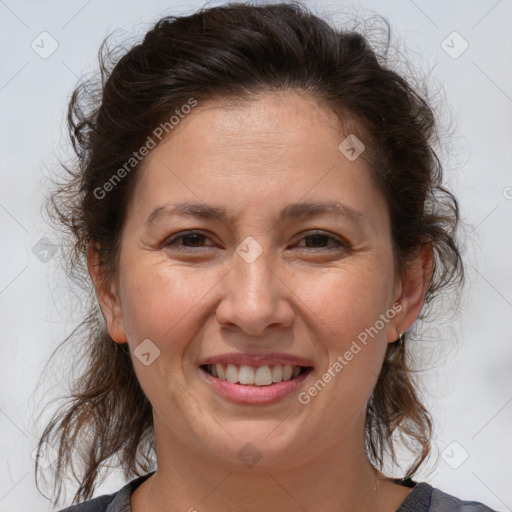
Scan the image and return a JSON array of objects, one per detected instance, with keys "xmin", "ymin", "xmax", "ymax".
[{"xmin": 198, "ymin": 421, "xmax": 310, "ymax": 471}]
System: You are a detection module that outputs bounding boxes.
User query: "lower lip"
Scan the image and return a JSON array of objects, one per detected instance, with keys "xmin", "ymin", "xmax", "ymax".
[{"xmin": 199, "ymin": 367, "xmax": 313, "ymax": 404}]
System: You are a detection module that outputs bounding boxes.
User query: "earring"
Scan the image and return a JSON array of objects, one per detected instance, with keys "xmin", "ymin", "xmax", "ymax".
[{"xmin": 396, "ymin": 329, "xmax": 405, "ymax": 346}]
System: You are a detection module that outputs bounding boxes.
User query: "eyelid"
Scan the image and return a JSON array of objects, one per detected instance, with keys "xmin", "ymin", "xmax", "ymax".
[
  {"xmin": 163, "ymin": 229, "xmax": 349, "ymax": 251},
  {"xmin": 292, "ymin": 230, "xmax": 349, "ymax": 251},
  {"xmin": 163, "ymin": 230, "xmax": 216, "ymax": 249}
]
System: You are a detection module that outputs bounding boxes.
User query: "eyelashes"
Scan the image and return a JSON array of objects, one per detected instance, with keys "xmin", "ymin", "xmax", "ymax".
[
  {"xmin": 293, "ymin": 232, "xmax": 347, "ymax": 251},
  {"xmin": 164, "ymin": 231, "xmax": 214, "ymax": 250},
  {"xmin": 163, "ymin": 230, "xmax": 349, "ymax": 253}
]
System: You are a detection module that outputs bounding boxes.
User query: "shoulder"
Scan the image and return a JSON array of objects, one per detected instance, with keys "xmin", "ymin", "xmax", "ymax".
[
  {"xmin": 398, "ymin": 480, "xmax": 500, "ymax": 512},
  {"xmin": 56, "ymin": 471, "xmax": 155, "ymax": 512},
  {"xmin": 56, "ymin": 492, "xmax": 116, "ymax": 512},
  {"xmin": 430, "ymin": 485, "xmax": 500, "ymax": 511}
]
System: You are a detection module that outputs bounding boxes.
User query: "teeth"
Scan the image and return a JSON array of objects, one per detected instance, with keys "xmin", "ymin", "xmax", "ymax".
[
  {"xmin": 282, "ymin": 365, "xmax": 293, "ymax": 380},
  {"xmin": 225, "ymin": 364, "xmax": 239, "ymax": 383},
  {"xmin": 216, "ymin": 363, "xmax": 226, "ymax": 380},
  {"xmin": 271, "ymin": 364, "xmax": 282, "ymax": 382},
  {"xmin": 206, "ymin": 363, "xmax": 304, "ymax": 386},
  {"xmin": 254, "ymin": 365, "xmax": 272, "ymax": 385},
  {"xmin": 239, "ymin": 365, "xmax": 255, "ymax": 385}
]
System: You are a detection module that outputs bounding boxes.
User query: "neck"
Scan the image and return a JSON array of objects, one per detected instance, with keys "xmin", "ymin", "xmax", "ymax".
[{"xmin": 135, "ymin": 413, "xmax": 386, "ymax": 512}]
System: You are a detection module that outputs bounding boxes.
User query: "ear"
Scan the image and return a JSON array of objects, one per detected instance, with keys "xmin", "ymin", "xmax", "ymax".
[
  {"xmin": 387, "ymin": 243, "xmax": 433, "ymax": 343},
  {"xmin": 87, "ymin": 241, "xmax": 128, "ymax": 344}
]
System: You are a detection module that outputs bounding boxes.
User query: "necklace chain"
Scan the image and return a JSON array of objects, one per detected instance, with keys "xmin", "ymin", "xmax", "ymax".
[{"xmin": 373, "ymin": 471, "xmax": 381, "ymax": 512}]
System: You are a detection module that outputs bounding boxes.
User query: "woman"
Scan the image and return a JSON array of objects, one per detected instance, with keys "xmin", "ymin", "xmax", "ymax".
[{"xmin": 35, "ymin": 2, "xmax": 497, "ymax": 511}]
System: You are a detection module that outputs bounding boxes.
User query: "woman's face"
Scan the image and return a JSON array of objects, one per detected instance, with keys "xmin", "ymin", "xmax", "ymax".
[{"xmin": 96, "ymin": 91, "xmax": 416, "ymax": 470}]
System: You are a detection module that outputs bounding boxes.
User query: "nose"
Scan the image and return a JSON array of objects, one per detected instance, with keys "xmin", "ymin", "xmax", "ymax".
[{"xmin": 215, "ymin": 244, "xmax": 295, "ymax": 337}]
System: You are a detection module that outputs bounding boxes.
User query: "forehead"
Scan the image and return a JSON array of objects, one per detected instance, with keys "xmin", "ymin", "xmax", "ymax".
[
  {"xmin": 127, "ymin": 91, "xmax": 386, "ymax": 230},
  {"xmin": 149, "ymin": 91, "xmax": 349, "ymax": 170},
  {"xmin": 197, "ymin": 91, "xmax": 343, "ymax": 138}
]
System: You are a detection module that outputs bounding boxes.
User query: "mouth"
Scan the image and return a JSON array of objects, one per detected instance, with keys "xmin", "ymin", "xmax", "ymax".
[{"xmin": 200, "ymin": 363, "xmax": 313, "ymax": 386}]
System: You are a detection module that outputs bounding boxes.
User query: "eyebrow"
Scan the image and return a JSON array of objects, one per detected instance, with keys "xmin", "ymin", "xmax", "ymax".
[{"xmin": 145, "ymin": 200, "xmax": 366, "ymax": 227}]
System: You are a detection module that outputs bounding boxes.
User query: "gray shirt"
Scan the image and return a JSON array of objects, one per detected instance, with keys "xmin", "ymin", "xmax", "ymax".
[{"xmin": 57, "ymin": 471, "xmax": 500, "ymax": 511}]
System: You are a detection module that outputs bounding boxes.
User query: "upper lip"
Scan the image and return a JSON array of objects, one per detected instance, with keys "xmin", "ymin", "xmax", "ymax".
[{"xmin": 199, "ymin": 352, "xmax": 314, "ymax": 367}]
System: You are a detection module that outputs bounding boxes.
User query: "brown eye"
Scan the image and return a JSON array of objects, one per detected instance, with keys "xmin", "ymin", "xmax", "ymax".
[
  {"xmin": 294, "ymin": 232, "xmax": 348, "ymax": 251},
  {"xmin": 164, "ymin": 231, "xmax": 216, "ymax": 250}
]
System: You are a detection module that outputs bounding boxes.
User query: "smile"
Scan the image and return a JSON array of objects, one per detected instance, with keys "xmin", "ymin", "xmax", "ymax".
[
  {"xmin": 201, "ymin": 363, "xmax": 312, "ymax": 386},
  {"xmin": 199, "ymin": 363, "xmax": 314, "ymax": 404}
]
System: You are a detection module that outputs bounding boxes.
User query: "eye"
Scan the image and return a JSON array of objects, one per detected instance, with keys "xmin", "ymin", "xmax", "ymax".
[
  {"xmin": 293, "ymin": 231, "xmax": 348, "ymax": 251},
  {"xmin": 163, "ymin": 231, "xmax": 216, "ymax": 250},
  {"xmin": 162, "ymin": 230, "xmax": 348, "ymax": 252}
]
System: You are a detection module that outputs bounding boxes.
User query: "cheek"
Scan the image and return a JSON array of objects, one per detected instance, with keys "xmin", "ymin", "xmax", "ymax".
[
  {"xmin": 118, "ymin": 257, "xmax": 218, "ymax": 349},
  {"xmin": 117, "ymin": 260, "xmax": 218, "ymax": 407},
  {"xmin": 296, "ymin": 268, "xmax": 394, "ymax": 411},
  {"xmin": 295, "ymin": 260, "xmax": 395, "ymax": 345}
]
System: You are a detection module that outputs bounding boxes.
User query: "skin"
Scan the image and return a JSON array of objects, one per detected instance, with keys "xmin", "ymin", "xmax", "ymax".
[{"xmin": 88, "ymin": 91, "xmax": 432, "ymax": 512}]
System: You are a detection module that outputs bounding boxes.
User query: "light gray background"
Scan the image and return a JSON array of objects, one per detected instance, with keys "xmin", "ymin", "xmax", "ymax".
[{"xmin": 1, "ymin": 0, "xmax": 511, "ymax": 510}]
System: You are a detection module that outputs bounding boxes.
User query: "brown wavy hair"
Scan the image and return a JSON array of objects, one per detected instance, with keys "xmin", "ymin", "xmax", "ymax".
[{"xmin": 35, "ymin": 1, "xmax": 464, "ymax": 506}]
